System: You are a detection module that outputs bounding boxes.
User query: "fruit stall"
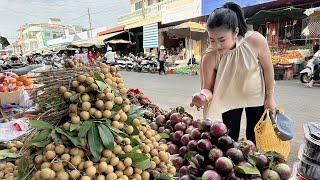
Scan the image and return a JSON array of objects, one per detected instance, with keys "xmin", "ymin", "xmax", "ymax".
[
  {"xmin": 271, "ymin": 50, "xmax": 307, "ymax": 80},
  {"xmin": 0, "ymin": 64, "xmax": 318, "ymax": 180}
]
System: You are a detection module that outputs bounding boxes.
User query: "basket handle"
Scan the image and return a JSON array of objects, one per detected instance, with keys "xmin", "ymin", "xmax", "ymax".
[{"xmin": 259, "ymin": 108, "xmax": 270, "ymax": 122}]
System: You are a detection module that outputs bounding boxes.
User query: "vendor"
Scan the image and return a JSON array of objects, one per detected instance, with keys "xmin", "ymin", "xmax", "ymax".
[
  {"xmin": 191, "ymin": 2, "xmax": 276, "ymax": 143},
  {"xmin": 188, "ymin": 54, "xmax": 198, "ymax": 66},
  {"xmin": 104, "ymin": 47, "xmax": 115, "ymax": 65}
]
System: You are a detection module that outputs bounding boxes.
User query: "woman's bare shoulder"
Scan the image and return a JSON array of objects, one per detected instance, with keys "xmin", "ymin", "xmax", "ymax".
[{"xmin": 246, "ymin": 31, "xmax": 267, "ymax": 46}]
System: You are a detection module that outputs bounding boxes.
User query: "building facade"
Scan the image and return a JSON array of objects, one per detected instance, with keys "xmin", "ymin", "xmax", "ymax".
[{"xmin": 14, "ymin": 18, "xmax": 85, "ymax": 54}]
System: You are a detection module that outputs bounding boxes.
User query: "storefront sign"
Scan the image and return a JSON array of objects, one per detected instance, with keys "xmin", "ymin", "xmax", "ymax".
[
  {"xmin": 201, "ymin": 0, "xmax": 276, "ymax": 16},
  {"xmin": 162, "ymin": 0, "xmax": 201, "ymax": 24},
  {"xmin": 143, "ymin": 23, "xmax": 159, "ymax": 48}
]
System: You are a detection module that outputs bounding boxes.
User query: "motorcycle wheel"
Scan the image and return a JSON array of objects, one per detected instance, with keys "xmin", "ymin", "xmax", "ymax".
[
  {"xmin": 149, "ymin": 66, "xmax": 156, "ymax": 73},
  {"xmin": 300, "ymin": 73, "xmax": 311, "ymax": 83}
]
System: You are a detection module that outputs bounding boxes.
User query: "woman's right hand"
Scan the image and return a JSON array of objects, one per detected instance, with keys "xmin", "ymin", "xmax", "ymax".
[{"xmin": 191, "ymin": 91, "xmax": 211, "ymax": 109}]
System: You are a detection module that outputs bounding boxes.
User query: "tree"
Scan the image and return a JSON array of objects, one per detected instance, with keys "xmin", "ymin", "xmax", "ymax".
[{"xmin": 0, "ymin": 36, "xmax": 10, "ymax": 49}]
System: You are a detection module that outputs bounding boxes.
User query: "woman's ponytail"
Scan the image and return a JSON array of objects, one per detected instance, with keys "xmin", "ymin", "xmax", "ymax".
[{"xmin": 222, "ymin": 2, "xmax": 247, "ymax": 36}]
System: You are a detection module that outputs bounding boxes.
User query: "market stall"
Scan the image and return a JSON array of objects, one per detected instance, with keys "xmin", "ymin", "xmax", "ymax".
[
  {"xmin": 247, "ymin": 7, "xmax": 306, "ymax": 48},
  {"xmin": 162, "ymin": 21, "xmax": 207, "ymax": 65}
]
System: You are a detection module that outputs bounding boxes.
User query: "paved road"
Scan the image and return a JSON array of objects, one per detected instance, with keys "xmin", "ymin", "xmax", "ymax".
[{"xmin": 120, "ymin": 71, "xmax": 319, "ymax": 166}]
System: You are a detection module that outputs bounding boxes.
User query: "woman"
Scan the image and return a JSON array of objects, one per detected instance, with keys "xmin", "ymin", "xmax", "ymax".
[
  {"xmin": 191, "ymin": 2, "xmax": 276, "ymax": 143},
  {"xmin": 158, "ymin": 45, "xmax": 167, "ymax": 75},
  {"xmin": 87, "ymin": 51, "xmax": 95, "ymax": 65}
]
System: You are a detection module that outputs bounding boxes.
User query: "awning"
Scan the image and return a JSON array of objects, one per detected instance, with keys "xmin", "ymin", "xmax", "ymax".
[
  {"xmin": 68, "ymin": 31, "xmax": 124, "ymax": 48},
  {"xmin": 106, "ymin": 39, "xmax": 136, "ymax": 45},
  {"xmin": 97, "ymin": 25, "xmax": 124, "ymax": 36},
  {"xmin": 167, "ymin": 21, "xmax": 207, "ymax": 40},
  {"xmin": 246, "ymin": 7, "xmax": 307, "ymax": 25},
  {"xmin": 302, "ymin": 13, "xmax": 320, "ymax": 37},
  {"xmin": 124, "ymin": 16, "xmax": 161, "ymax": 29},
  {"xmin": 304, "ymin": 7, "xmax": 320, "ymax": 17}
]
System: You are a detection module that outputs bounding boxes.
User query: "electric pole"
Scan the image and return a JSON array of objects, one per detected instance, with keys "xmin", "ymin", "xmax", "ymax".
[{"xmin": 87, "ymin": 8, "xmax": 93, "ymax": 38}]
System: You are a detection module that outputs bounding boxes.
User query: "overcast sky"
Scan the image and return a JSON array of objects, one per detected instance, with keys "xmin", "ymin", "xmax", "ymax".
[{"xmin": 0, "ymin": 0, "xmax": 130, "ymax": 42}]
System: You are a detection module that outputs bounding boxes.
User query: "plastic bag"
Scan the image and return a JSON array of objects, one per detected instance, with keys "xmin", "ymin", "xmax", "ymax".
[{"xmin": 0, "ymin": 118, "xmax": 30, "ymax": 142}]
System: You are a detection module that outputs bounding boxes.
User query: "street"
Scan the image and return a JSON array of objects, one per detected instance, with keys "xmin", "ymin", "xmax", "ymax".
[{"xmin": 120, "ymin": 71, "xmax": 320, "ymax": 166}]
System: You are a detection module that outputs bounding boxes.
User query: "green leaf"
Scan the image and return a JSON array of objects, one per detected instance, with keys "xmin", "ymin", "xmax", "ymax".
[
  {"xmin": 127, "ymin": 109, "xmax": 144, "ymax": 125},
  {"xmin": 70, "ymin": 93, "xmax": 80, "ymax": 102},
  {"xmin": 128, "ymin": 105, "xmax": 143, "ymax": 115},
  {"xmin": 18, "ymin": 156, "xmax": 29, "ymax": 179},
  {"xmin": 131, "ymin": 125, "xmax": 140, "ymax": 136},
  {"xmin": 94, "ymin": 71, "xmax": 109, "ymax": 92},
  {"xmin": 154, "ymin": 173, "xmax": 171, "ymax": 180},
  {"xmin": 0, "ymin": 149, "xmax": 20, "ymax": 160},
  {"xmin": 97, "ymin": 124, "xmax": 114, "ymax": 150},
  {"xmin": 118, "ymin": 153, "xmax": 151, "ymax": 170},
  {"xmin": 111, "ymin": 128, "xmax": 141, "ymax": 147},
  {"xmin": 184, "ymin": 151, "xmax": 197, "ymax": 161},
  {"xmin": 70, "ymin": 124, "xmax": 80, "ymax": 132},
  {"xmin": 247, "ymin": 154, "xmax": 257, "ymax": 166},
  {"xmin": 79, "ymin": 121, "xmax": 93, "ymax": 138},
  {"xmin": 56, "ymin": 127, "xmax": 80, "ymax": 146},
  {"xmin": 29, "ymin": 120, "xmax": 53, "ymax": 130},
  {"xmin": 93, "ymin": 71, "xmax": 105, "ymax": 82},
  {"xmin": 88, "ymin": 124, "xmax": 102, "ymax": 159},
  {"xmin": 111, "ymin": 105, "xmax": 123, "ymax": 116},
  {"xmin": 96, "ymin": 80, "xmax": 108, "ymax": 92},
  {"xmin": 28, "ymin": 129, "xmax": 51, "ymax": 145},
  {"xmin": 29, "ymin": 139, "xmax": 52, "ymax": 147},
  {"xmin": 109, "ymin": 126, "xmax": 122, "ymax": 134},
  {"xmin": 235, "ymin": 165, "xmax": 261, "ymax": 176},
  {"xmin": 129, "ymin": 137, "xmax": 141, "ymax": 147},
  {"xmin": 51, "ymin": 130, "xmax": 63, "ymax": 144},
  {"xmin": 158, "ymin": 133, "xmax": 170, "ymax": 139}
]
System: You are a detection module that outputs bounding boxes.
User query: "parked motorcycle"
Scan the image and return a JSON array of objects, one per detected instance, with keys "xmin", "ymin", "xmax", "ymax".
[
  {"xmin": 116, "ymin": 59, "xmax": 127, "ymax": 71},
  {"xmin": 300, "ymin": 50, "xmax": 320, "ymax": 84},
  {"xmin": 141, "ymin": 57, "xmax": 157, "ymax": 73},
  {"xmin": 116, "ymin": 58, "xmax": 134, "ymax": 71},
  {"xmin": 133, "ymin": 57, "xmax": 143, "ymax": 72}
]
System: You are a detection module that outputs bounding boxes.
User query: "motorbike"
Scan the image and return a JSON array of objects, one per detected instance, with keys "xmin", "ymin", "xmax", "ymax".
[
  {"xmin": 116, "ymin": 59, "xmax": 127, "ymax": 71},
  {"xmin": 133, "ymin": 57, "xmax": 143, "ymax": 72},
  {"xmin": 141, "ymin": 57, "xmax": 157, "ymax": 73},
  {"xmin": 126, "ymin": 60, "xmax": 133, "ymax": 71},
  {"xmin": 115, "ymin": 58, "xmax": 134, "ymax": 71},
  {"xmin": 300, "ymin": 50, "xmax": 320, "ymax": 84}
]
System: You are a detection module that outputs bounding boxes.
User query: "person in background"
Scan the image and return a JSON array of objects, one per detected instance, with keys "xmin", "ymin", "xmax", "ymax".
[
  {"xmin": 158, "ymin": 45, "xmax": 167, "ymax": 75},
  {"xmin": 188, "ymin": 54, "xmax": 198, "ymax": 66},
  {"xmin": 104, "ymin": 46, "xmax": 115, "ymax": 65},
  {"xmin": 307, "ymin": 41, "xmax": 320, "ymax": 88},
  {"xmin": 73, "ymin": 50, "xmax": 82, "ymax": 63},
  {"xmin": 81, "ymin": 51, "xmax": 89, "ymax": 65},
  {"xmin": 88, "ymin": 51, "xmax": 95, "ymax": 65}
]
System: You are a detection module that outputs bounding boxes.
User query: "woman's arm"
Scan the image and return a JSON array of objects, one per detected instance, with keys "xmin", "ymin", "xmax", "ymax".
[
  {"xmin": 200, "ymin": 52, "xmax": 217, "ymax": 102},
  {"xmin": 253, "ymin": 33, "xmax": 277, "ymax": 112}
]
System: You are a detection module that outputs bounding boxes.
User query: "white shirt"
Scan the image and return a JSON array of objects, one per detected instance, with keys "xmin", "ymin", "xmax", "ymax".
[{"xmin": 104, "ymin": 51, "xmax": 115, "ymax": 63}]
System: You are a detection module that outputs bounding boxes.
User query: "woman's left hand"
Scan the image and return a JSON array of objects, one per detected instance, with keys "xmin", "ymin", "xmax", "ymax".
[{"xmin": 264, "ymin": 96, "xmax": 277, "ymax": 116}]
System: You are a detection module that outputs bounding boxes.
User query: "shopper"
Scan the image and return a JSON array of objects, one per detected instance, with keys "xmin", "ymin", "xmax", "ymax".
[
  {"xmin": 104, "ymin": 46, "xmax": 116, "ymax": 65},
  {"xmin": 158, "ymin": 45, "xmax": 167, "ymax": 75},
  {"xmin": 88, "ymin": 51, "xmax": 95, "ymax": 65},
  {"xmin": 191, "ymin": 2, "xmax": 276, "ymax": 143}
]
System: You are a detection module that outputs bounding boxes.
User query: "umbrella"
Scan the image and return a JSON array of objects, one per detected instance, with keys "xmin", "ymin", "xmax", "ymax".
[
  {"xmin": 246, "ymin": 7, "xmax": 306, "ymax": 24},
  {"xmin": 167, "ymin": 21, "xmax": 207, "ymax": 41}
]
